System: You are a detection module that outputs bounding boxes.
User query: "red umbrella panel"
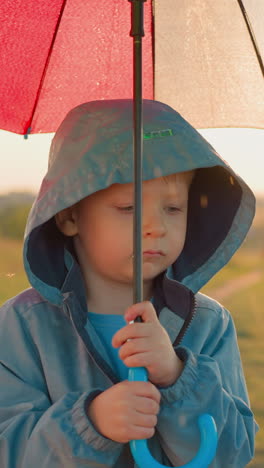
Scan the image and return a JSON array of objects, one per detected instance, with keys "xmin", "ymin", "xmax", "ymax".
[{"xmin": 0, "ymin": 0, "xmax": 153, "ymax": 135}]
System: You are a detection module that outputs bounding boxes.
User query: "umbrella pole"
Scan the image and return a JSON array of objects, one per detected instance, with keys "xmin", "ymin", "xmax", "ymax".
[
  {"xmin": 129, "ymin": 0, "xmax": 146, "ymax": 306},
  {"xmin": 127, "ymin": 4, "xmax": 219, "ymax": 467}
]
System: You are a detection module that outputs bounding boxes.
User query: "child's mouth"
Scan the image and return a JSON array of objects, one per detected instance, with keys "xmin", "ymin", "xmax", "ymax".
[{"xmin": 143, "ymin": 250, "xmax": 165, "ymax": 257}]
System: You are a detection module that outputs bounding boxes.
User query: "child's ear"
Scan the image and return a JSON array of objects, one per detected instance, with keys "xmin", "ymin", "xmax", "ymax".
[{"xmin": 55, "ymin": 207, "xmax": 78, "ymax": 236}]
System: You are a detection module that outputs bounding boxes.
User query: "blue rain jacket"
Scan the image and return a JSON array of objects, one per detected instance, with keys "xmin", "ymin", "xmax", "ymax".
[{"xmin": 0, "ymin": 100, "xmax": 258, "ymax": 467}]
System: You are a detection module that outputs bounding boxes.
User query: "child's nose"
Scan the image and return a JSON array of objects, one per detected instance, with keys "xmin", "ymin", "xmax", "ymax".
[{"xmin": 143, "ymin": 212, "xmax": 166, "ymax": 238}]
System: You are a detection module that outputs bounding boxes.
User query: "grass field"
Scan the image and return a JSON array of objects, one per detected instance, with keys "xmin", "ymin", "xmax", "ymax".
[
  {"xmin": 0, "ymin": 237, "xmax": 30, "ymax": 304},
  {"xmin": 0, "ymin": 210, "xmax": 263, "ymax": 466},
  {"xmin": 203, "ymin": 252, "xmax": 264, "ymax": 467}
]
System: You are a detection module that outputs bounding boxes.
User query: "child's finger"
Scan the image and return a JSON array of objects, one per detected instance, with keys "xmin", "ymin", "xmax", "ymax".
[
  {"xmin": 124, "ymin": 301, "xmax": 158, "ymax": 324},
  {"xmin": 125, "ymin": 380, "xmax": 161, "ymax": 404},
  {"xmin": 112, "ymin": 322, "xmax": 150, "ymax": 348},
  {"xmin": 118, "ymin": 337, "xmax": 149, "ymax": 360},
  {"xmin": 122, "ymin": 350, "xmax": 154, "ymax": 370},
  {"xmin": 134, "ymin": 395, "xmax": 160, "ymax": 415},
  {"xmin": 131, "ymin": 411, "xmax": 158, "ymax": 429},
  {"xmin": 136, "ymin": 381, "xmax": 161, "ymax": 404}
]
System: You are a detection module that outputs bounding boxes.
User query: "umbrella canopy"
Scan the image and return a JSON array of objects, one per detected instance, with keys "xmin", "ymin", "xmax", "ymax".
[
  {"xmin": 155, "ymin": 0, "xmax": 264, "ymax": 129},
  {"xmin": 0, "ymin": 0, "xmax": 263, "ymax": 135}
]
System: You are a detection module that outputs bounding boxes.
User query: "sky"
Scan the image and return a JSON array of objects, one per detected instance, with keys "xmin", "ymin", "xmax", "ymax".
[{"xmin": 0, "ymin": 128, "xmax": 263, "ymax": 196}]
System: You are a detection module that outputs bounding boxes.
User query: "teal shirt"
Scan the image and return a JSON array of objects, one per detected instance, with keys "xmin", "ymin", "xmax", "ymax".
[{"xmin": 87, "ymin": 312, "xmax": 128, "ymax": 381}]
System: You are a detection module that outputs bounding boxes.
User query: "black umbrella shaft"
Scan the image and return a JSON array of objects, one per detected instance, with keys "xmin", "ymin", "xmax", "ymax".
[
  {"xmin": 129, "ymin": 0, "xmax": 146, "ymax": 305},
  {"xmin": 133, "ymin": 36, "xmax": 143, "ymax": 305}
]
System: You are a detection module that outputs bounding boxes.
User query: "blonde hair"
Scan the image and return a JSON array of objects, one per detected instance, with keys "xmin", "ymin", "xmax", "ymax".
[{"xmin": 163, "ymin": 170, "xmax": 195, "ymax": 189}]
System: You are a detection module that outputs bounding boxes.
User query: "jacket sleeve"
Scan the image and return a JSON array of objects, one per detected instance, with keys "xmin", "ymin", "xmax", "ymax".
[
  {"xmin": 0, "ymin": 304, "xmax": 123, "ymax": 468},
  {"xmin": 156, "ymin": 303, "xmax": 258, "ymax": 467}
]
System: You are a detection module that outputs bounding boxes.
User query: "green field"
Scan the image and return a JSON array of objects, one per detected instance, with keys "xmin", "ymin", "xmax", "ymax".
[
  {"xmin": 203, "ymin": 256, "xmax": 264, "ymax": 467},
  {"xmin": 202, "ymin": 201, "xmax": 264, "ymax": 467},
  {"xmin": 0, "ymin": 237, "xmax": 30, "ymax": 303},
  {"xmin": 0, "ymin": 201, "xmax": 263, "ymax": 465}
]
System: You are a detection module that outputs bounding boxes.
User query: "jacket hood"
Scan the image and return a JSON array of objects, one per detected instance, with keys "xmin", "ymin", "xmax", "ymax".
[{"xmin": 23, "ymin": 99, "xmax": 255, "ymax": 305}]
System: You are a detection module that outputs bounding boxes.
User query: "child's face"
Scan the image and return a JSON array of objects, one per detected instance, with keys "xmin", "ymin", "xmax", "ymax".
[{"xmin": 65, "ymin": 174, "xmax": 190, "ymax": 288}]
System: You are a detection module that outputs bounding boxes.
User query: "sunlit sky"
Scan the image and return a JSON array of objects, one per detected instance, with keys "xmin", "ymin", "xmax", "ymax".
[{"xmin": 1, "ymin": 128, "xmax": 263, "ymax": 196}]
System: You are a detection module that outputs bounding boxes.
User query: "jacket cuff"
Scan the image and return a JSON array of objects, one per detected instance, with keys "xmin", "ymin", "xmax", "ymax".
[
  {"xmin": 159, "ymin": 346, "xmax": 198, "ymax": 405},
  {"xmin": 71, "ymin": 390, "xmax": 122, "ymax": 452}
]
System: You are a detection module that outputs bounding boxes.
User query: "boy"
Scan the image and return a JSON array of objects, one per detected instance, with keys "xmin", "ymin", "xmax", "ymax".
[{"xmin": 0, "ymin": 99, "xmax": 257, "ymax": 467}]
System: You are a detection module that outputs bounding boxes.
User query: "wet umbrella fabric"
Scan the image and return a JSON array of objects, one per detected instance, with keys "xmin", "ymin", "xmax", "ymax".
[
  {"xmin": 0, "ymin": 0, "xmax": 153, "ymax": 135},
  {"xmin": 0, "ymin": 0, "xmax": 264, "ymax": 135},
  {"xmin": 155, "ymin": 0, "xmax": 264, "ymax": 129}
]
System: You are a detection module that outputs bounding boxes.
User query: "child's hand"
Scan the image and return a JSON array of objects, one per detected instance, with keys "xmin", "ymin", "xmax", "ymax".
[
  {"xmin": 87, "ymin": 380, "xmax": 160, "ymax": 443},
  {"xmin": 112, "ymin": 301, "xmax": 183, "ymax": 387}
]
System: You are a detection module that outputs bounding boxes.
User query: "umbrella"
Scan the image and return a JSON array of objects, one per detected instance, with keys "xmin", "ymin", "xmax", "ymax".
[
  {"xmin": 0, "ymin": 0, "xmax": 263, "ymax": 134},
  {"xmin": 1, "ymin": 1, "xmax": 263, "ymax": 466}
]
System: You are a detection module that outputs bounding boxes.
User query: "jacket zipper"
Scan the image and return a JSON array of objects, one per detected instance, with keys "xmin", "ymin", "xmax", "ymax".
[{"xmin": 174, "ymin": 293, "xmax": 197, "ymax": 347}]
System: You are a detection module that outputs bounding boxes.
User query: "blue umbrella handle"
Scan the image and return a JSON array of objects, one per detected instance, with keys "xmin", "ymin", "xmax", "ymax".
[{"xmin": 128, "ymin": 367, "xmax": 218, "ymax": 468}]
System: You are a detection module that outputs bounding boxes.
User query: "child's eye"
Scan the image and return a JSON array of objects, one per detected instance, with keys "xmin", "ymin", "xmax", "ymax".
[
  {"xmin": 166, "ymin": 206, "xmax": 181, "ymax": 213},
  {"xmin": 117, "ymin": 205, "xmax": 134, "ymax": 212}
]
